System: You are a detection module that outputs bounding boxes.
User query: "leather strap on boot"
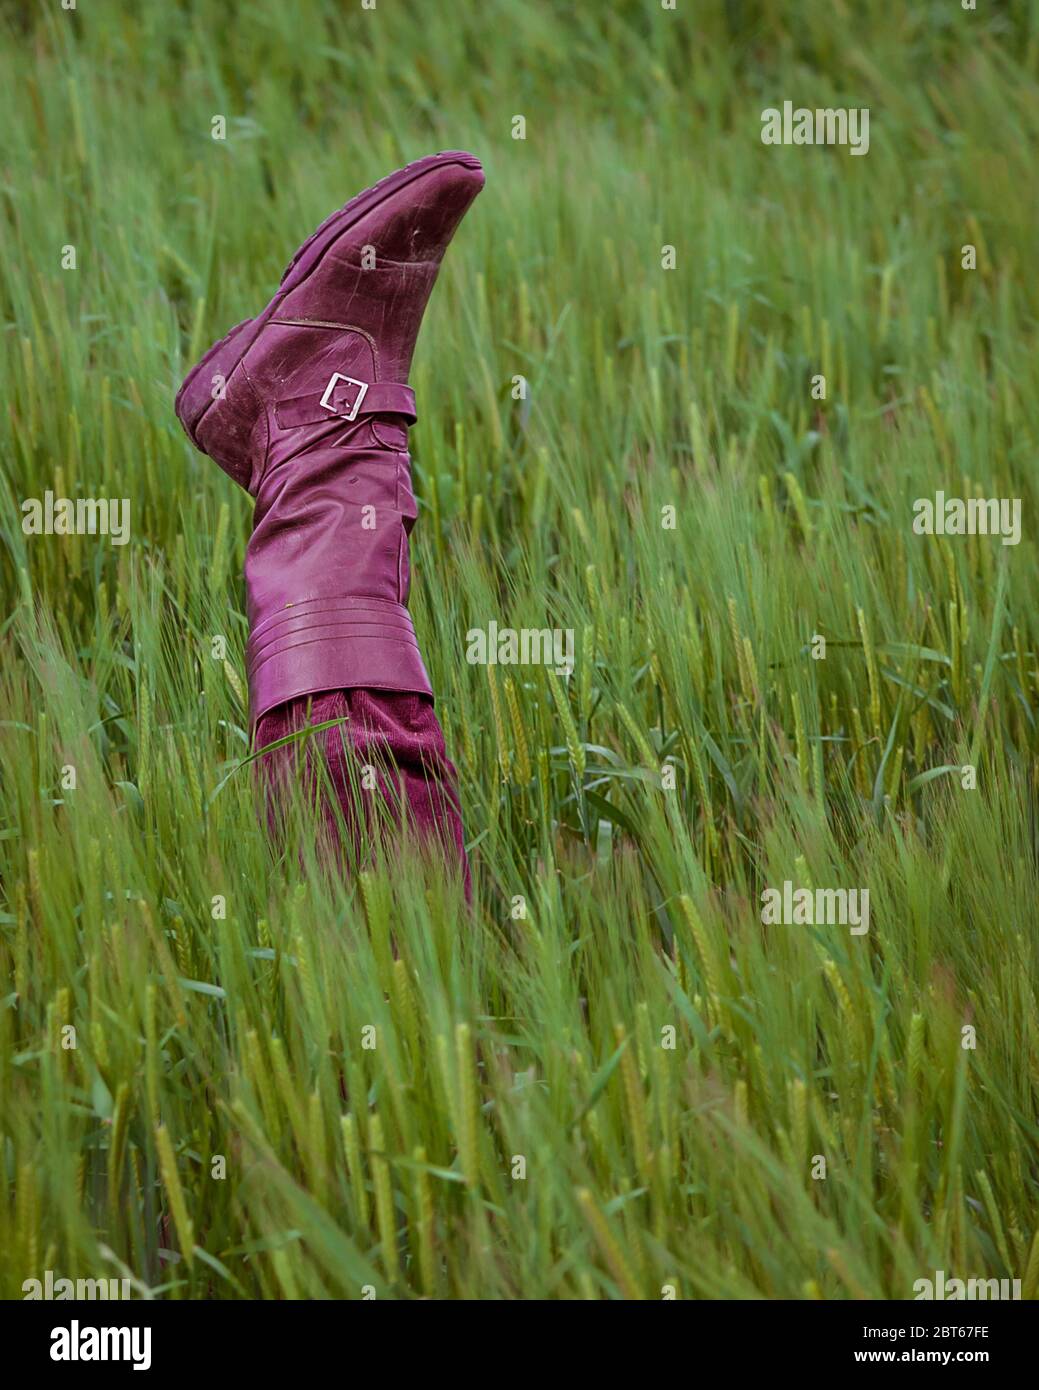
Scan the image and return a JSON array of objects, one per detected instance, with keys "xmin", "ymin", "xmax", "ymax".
[{"xmin": 274, "ymin": 373, "xmax": 417, "ymax": 429}]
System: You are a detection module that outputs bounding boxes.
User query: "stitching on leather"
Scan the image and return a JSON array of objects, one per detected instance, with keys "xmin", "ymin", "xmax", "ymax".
[
  {"xmin": 397, "ymin": 526, "xmax": 408, "ymax": 604},
  {"xmin": 372, "ymin": 419, "xmax": 407, "ymax": 451},
  {"xmin": 249, "ymin": 595, "xmax": 409, "ymax": 638},
  {"xmin": 249, "ymin": 608, "xmax": 416, "ymax": 656},
  {"xmin": 250, "ymin": 628, "xmax": 422, "ymax": 673},
  {"xmin": 250, "ymin": 617, "xmax": 417, "ymax": 662},
  {"xmin": 270, "ymin": 317, "xmax": 355, "ymax": 329},
  {"xmin": 345, "ymin": 324, "xmax": 381, "ymax": 378},
  {"xmin": 266, "ymin": 319, "xmax": 381, "ymax": 378}
]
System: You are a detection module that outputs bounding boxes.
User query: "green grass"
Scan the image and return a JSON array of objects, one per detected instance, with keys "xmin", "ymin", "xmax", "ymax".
[{"xmin": 2, "ymin": 0, "xmax": 1039, "ymax": 1299}]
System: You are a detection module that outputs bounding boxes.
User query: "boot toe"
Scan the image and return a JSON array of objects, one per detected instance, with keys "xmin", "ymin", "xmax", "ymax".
[{"xmin": 350, "ymin": 155, "xmax": 485, "ymax": 266}]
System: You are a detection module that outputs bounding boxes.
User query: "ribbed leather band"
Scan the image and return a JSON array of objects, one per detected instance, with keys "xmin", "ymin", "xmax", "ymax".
[{"xmin": 247, "ymin": 594, "xmax": 432, "ymax": 726}]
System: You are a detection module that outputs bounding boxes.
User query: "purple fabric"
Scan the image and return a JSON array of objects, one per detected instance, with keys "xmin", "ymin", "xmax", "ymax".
[{"xmin": 254, "ymin": 688, "xmax": 470, "ymax": 896}]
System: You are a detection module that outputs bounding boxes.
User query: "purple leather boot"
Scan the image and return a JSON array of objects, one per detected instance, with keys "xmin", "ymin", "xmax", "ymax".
[{"xmin": 175, "ymin": 152, "xmax": 484, "ymax": 884}]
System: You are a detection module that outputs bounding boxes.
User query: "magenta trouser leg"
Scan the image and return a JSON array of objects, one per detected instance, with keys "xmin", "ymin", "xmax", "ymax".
[
  {"xmin": 173, "ymin": 153, "xmax": 484, "ymax": 880},
  {"xmin": 254, "ymin": 689, "xmax": 470, "ymax": 893}
]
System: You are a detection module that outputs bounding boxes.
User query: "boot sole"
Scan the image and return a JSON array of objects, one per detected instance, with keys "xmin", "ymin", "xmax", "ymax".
[{"xmin": 174, "ymin": 150, "xmax": 484, "ymax": 452}]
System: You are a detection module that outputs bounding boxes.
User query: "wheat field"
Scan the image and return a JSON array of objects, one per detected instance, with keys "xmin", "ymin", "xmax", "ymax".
[{"xmin": 1, "ymin": 0, "xmax": 1038, "ymax": 1300}]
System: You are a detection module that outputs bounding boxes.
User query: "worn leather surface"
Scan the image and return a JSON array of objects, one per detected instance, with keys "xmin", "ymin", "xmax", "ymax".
[{"xmin": 177, "ymin": 155, "xmax": 485, "ymax": 723}]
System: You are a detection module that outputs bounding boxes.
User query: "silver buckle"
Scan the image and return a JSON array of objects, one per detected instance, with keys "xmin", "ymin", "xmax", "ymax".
[{"xmin": 319, "ymin": 372, "xmax": 369, "ymax": 422}]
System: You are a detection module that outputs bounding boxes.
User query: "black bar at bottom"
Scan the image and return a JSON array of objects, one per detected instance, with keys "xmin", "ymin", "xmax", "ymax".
[{"xmin": 7, "ymin": 1296, "xmax": 1032, "ymax": 1373}]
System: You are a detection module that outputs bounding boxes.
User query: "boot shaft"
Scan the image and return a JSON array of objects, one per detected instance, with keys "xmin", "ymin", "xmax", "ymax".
[{"xmin": 174, "ymin": 152, "xmax": 484, "ymax": 723}]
